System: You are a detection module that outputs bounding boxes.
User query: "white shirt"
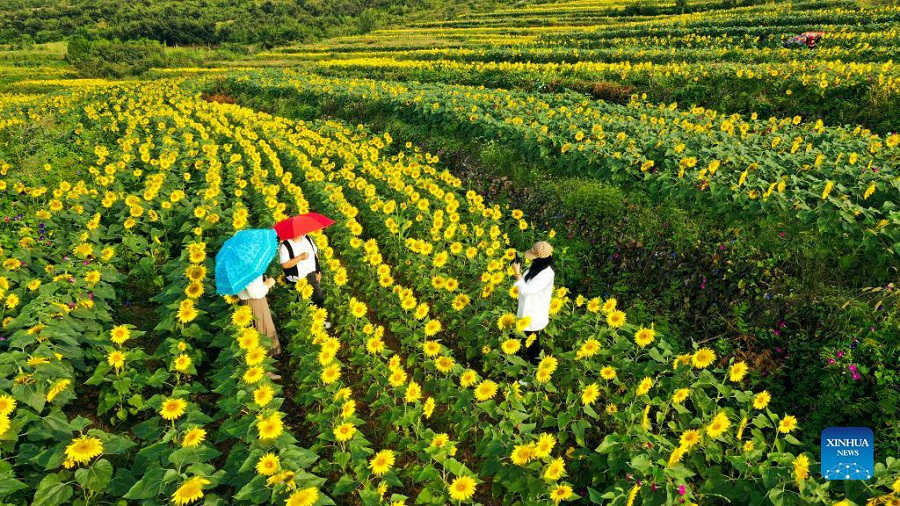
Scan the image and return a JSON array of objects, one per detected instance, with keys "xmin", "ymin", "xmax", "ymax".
[
  {"xmin": 238, "ymin": 275, "xmax": 269, "ymax": 300},
  {"xmin": 514, "ymin": 267, "xmax": 554, "ymax": 332},
  {"xmin": 279, "ymin": 236, "xmax": 318, "ymax": 281}
]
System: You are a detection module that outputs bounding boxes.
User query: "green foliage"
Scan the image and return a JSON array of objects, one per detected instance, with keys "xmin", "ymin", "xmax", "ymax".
[
  {"xmin": 65, "ymin": 37, "xmax": 166, "ymax": 77},
  {"xmin": 0, "ymin": 0, "xmax": 519, "ymax": 46}
]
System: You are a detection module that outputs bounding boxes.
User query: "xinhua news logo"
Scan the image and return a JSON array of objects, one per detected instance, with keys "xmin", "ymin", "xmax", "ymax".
[{"xmin": 820, "ymin": 427, "xmax": 874, "ymax": 480}]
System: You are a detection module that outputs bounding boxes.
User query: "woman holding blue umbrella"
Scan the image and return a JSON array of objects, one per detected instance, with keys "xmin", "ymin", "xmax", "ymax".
[{"xmin": 216, "ymin": 228, "xmax": 281, "ymax": 356}]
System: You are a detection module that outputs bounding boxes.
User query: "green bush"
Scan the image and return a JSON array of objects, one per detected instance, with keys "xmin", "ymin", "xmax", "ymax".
[
  {"xmin": 553, "ymin": 178, "xmax": 625, "ymax": 223},
  {"xmin": 65, "ymin": 37, "xmax": 166, "ymax": 78}
]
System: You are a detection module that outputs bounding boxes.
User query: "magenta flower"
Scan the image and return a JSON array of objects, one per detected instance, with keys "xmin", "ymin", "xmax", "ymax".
[{"xmin": 678, "ymin": 485, "xmax": 686, "ymax": 496}]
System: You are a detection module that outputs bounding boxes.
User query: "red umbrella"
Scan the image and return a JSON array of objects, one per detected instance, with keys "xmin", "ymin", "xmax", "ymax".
[{"xmin": 274, "ymin": 213, "xmax": 335, "ymax": 240}]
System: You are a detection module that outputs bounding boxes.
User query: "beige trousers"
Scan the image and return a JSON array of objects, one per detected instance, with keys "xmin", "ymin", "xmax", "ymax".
[{"xmin": 246, "ymin": 297, "xmax": 278, "ymax": 341}]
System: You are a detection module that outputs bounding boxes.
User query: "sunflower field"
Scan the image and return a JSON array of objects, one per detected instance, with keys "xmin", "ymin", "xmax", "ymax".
[{"xmin": 1, "ymin": 0, "xmax": 899, "ymax": 505}]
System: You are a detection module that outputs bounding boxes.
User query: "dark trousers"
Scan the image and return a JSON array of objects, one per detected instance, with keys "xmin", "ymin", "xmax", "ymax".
[
  {"xmin": 302, "ymin": 272, "xmax": 325, "ymax": 307},
  {"xmin": 521, "ymin": 330, "xmax": 541, "ymax": 365}
]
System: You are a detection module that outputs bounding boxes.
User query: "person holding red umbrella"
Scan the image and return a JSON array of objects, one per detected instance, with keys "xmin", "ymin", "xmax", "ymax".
[{"xmin": 275, "ymin": 213, "xmax": 335, "ymax": 308}]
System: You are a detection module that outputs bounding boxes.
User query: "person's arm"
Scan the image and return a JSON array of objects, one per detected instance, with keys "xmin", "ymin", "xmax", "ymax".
[
  {"xmin": 282, "ymin": 253, "xmax": 308, "ymax": 269},
  {"xmin": 514, "ymin": 269, "xmax": 553, "ymax": 295},
  {"xmin": 279, "ymin": 242, "xmax": 309, "ymax": 269}
]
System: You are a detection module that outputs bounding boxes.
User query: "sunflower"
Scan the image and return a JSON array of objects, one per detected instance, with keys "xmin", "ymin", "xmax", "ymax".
[
  {"xmin": 171, "ymin": 476, "xmax": 210, "ymax": 506},
  {"xmin": 404, "ymin": 381, "xmax": 422, "ymax": 403},
  {"xmin": 0, "ymin": 394, "xmax": 15, "ymax": 416},
  {"xmin": 286, "ymin": 487, "xmax": 319, "ymax": 506},
  {"xmin": 388, "ymin": 369, "xmax": 407, "ymax": 387},
  {"xmin": 435, "ymin": 356, "xmax": 455, "ymax": 373},
  {"xmin": 174, "ymin": 354, "xmax": 192, "ymax": 372},
  {"xmin": 177, "ymin": 299, "xmax": 198, "ymax": 323},
  {"xmin": 550, "ymin": 484, "xmax": 574, "ymax": 504},
  {"xmin": 606, "ymin": 310, "xmax": 626, "ymax": 328},
  {"xmin": 544, "ymin": 458, "xmax": 566, "ymax": 481},
  {"xmin": 581, "ymin": 383, "xmax": 600, "ymax": 406},
  {"xmin": 600, "ymin": 366, "xmax": 617, "ymax": 380},
  {"xmin": 366, "ymin": 336, "xmax": 385, "ymax": 354},
  {"xmin": 109, "ymin": 325, "xmax": 131, "ymax": 345},
  {"xmin": 534, "ymin": 433, "xmax": 556, "ymax": 458},
  {"xmin": 510, "ymin": 444, "xmax": 534, "ymax": 465},
  {"xmin": 538, "ymin": 356, "xmax": 558, "ymax": 374},
  {"xmin": 107, "ymin": 350, "xmax": 125, "ymax": 370},
  {"xmin": 237, "ymin": 328, "xmax": 259, "ymax": 350},
  {"xmin": 184, "ymin": 282, "xmax": 204, "ymax": 299},
  {"xmin": 341, "ymin": 400, "xmax": 356, "ymax": 419},
  {"xmin": 451, "ymin": 294, "xmax": 470, "ymax": 311},
  {"xmin": 257, "ymin": 413, "xmax": 284, "ymax": 440},
  {"xmin": 84, "ymin": 271, "xmax": 101, "ymax": 285},
  {"xmin": 334, "ymin": 423, "xmax": 356, "ymax": 442},
  {"xmin": 369, "ymin": 449, "xmax": 395, "ymax": 476},
  {"xmin": 752, "ymin": 391, "xmax": 771, "ymax": 410},
  {"xmin": 422, "ymin": 340, "xmax": 441, "ymax": 357},
  {"xmin": 160, "ymin": 398, "xmax": 187, "ymax": 421},
  {"xmin": 634, "ymin": 327, "xmax": 655, "ymax": 348},
  {"xmin": 243, "ymin": 367, "xmax": 264, "ymax": 384},
  {"xmin": 680, "ymin": 429, "xmax": 701, "ymax": 449},
  {"xmin": 423, "ymin": 319, "xmax": 442, "ymax": 336},
  {"xmin": 474, "ymin": 380, "xmax": 498, "ymax": 401},
  {"xmin": 501, "ymin": 339, "xmax": 521, "ymax": 355},
  {"xmin": 515, "ymin": 317, "xmax": 531, "ymax": 332},
  {"xmin": 232, "ymin": 307, "xmax": 254, "ymax": 327},
  {"xmin": 672, "ymin": 388, "xmax": 690, "ymax": 404},
  {"xmin": 423, "ymin": 397, "xmax": 435, "ymax": 419},
  {"xmin": 575, "ymin": 339, "xmax": 600, "ymax": 359},
  {"xmin": 46, "ymin": 379, "xmax": 71, "ymax": 402},
  {"xmin": 601, "ymin": 297, "xmax": 617, "ymax": 314},
  {"xmin": 691, "ymin": 348, "xmax": 716, "ymax": 369},
  {"xmin": 778, "ymin": 415, "xmax": 799, "ymax": 434},
  {"xmin": 253, "ymin": 385, "xmax": 275, "ymax": 407},
  {"xmin": 635, "ymin": 377, "xmax": 653, "ymax": 396},
  {"xmin": 729, "ymin": 361, "xmax": 748, "ymax": 382},
  {"xmin": 431, "ymin": 433, "xmax": 449, "ymax": 448},
  {"xmin": 182, "ymin": 427, "xmax": 206, "ymax": 448},
  {"xmin": 256, "ymin": 453, "xmax": 280, "ymax": 476},
  {"xmin": 706, "ymin": 412, "xmax": 731, "ymax": 438},
  {"xmin": 246, "ymin": 346, "xmax": 267, "ymax": 367},
  {"xmin": 496, "ymin": 313, "xmax": 517, "ymax": 331},
  {"xmin": 448, "ymin": 476, "xmax": 476, "ymax": 502},
  {"xmin": 793, "ymin": 454, "xmax": 810, "ymax": 483},
  {"xmin": 459, "ymin": 370, "xmax": 478, "ymax": 388},
  {"xmin": 185, "ymin": 265, "xmax": 206, "ymax": 282},
  {"xmin": 65, "ymin": 435, "xmax": 103, "ymax": 464},
  {"xmin": 0, "ymin": 415, "xmax": 10, "ymax": 436}
]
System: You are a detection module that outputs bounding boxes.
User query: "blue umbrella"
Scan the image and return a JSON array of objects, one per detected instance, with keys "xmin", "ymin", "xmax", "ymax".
[{"xmin": 215, "ymin": 228, "xmax": 278, "ymax": 295}]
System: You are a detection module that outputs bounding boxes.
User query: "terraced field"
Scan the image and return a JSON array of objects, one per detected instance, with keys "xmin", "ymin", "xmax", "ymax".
[{"xmin": 0, "ymin": 0, "xmax": 898, "ymax": 505}]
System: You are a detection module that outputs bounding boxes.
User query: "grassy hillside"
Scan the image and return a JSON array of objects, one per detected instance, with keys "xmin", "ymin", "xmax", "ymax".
[{"xmin": 0, "ymin": 0, "xmax": 518, "ymax": 46}]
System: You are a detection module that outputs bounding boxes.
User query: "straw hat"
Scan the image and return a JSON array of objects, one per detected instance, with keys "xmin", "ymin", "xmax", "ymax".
[{"xmin": 524, "ymin": 241, "xmax": 553, "ymax": 260}]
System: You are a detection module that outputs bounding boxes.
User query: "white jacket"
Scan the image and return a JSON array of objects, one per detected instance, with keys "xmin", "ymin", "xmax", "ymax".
[
  {"xmin": 514, "ymin": 267, "xmax": 554, "ymax": 332},
  {"xmin": 238, "ymin": 275, "xmax": 269, "ymax": 300},
  {"xmin": 279, "ymin": 235, "xmax": 318, "ymax": 281}
]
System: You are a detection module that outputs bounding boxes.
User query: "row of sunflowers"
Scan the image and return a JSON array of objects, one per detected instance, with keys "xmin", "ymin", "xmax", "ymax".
[
  {"xmin": 219, "ymin": 71, "xmax": 899, "ymax": 263},
  {"xmin": 4, "ymin": 77, "xmax": 898, "ymax": 505}
]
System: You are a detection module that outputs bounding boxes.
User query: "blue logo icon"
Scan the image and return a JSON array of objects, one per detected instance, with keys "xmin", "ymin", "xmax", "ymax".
[{"xmin": 820, "ymin": 427, "xmax": 873, "ymax": 480}]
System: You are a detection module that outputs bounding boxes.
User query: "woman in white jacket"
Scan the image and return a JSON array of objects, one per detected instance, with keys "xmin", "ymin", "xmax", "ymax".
[{"xmin": 512, "ymin": 241, "xmax": 555, "ymax": 364}]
